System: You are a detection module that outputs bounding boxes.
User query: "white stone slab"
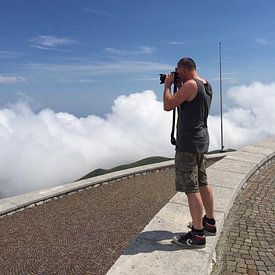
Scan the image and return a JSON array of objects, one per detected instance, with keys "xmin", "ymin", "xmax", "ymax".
[
  {"xmin": 168, "ymin": 192, "xmax": 188, "ymax": 206},
  {"xmin": 107, "ymin": 237, "xmax": 211, "ymax": 275},
  {"xmin": 225, "ymin": 151, "xmax": 267, "ymax": 166},
  {"xmin": 4, "ymin": 192, "xmax": 44, "ymax": 207},
  {"xmin": 168, "ymin": 178, "xmax": 239, "ymax": 218},
  {"xmin": 0, "ymin": 202, "xmax": 17, "ymax": 215},
  {"xmin": 211, "ymin": 185, "xmax": 236, "ymax": 217},
  {"xmin": 206, "ymin": 152, "xmax": 228, "ymax": 160},
  {"xmin": 38, "ymin": 185, "xmax": 68, "ymax": 196},
  {"xmin": 256, "ymin": 138, "xmax": 275, "ymax": 151},
  {"xmin": 241, "ymin": 144, "xmax": 274, "ymax": 157},
  {"xmin": 209, "ymin": 158, "xmax": 256, "ymax": 178},
  {"xmin": 140, "ymin": 201, "xmax": 224, "ymax": 243},
  {"xmin": 206, "ymin": 167, "xmax": 246, "ymax": 190},
  {"xmin": 108, "ymin": 212, "xmax": 224, "ymax": 275},
  {"xmin": 139, "ymin": 203, "xmax": 192, "ymax": 242},
  {"xmin": 107, "ymin": 198, "xmax": 226, "ymax": 275}
]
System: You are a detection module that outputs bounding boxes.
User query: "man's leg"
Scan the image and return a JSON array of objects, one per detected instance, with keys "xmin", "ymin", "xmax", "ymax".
[
  {"xmin": 175, "ymin": 152, "xmax": 205, "ymax": 229},
  {"xmin": 199, "ymin": 185, "xmax": 214, "ymax": 219},
  {"xmin": 187, "ymin": 192, "xmax": 204, "ymax": 230},
  {"xmin": 173, "ymin": 152, "xmax": 206, "ymax": 248},
  {"xmin": 198, "ymin": 154, "xmax": 215, "ymax": 219}
]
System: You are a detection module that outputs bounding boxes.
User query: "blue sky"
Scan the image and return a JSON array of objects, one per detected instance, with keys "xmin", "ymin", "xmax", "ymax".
[
  {"xmin": 1, "ymin": 0, "xmax": 275, "ymax": 197},
  {"xmin": 1, "ymin": 0, "xmax": 275, "ymax": 117}
]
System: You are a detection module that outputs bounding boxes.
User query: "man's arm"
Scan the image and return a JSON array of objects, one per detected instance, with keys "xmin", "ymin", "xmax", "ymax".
[{"xmin": 163, "ymin": 76, "xmax": 198, "ymax": 111}]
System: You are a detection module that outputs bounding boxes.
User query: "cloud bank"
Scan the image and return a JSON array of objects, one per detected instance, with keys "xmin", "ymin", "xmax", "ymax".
[
  {"xmin": 0, "ymin": 82, "xmax": 274, "ymax": 198},
  {"xmin": 209, "ymin": 82, "xmax": 275, "ymax": 149},
  {"xmin": 0, "ymin": 91, "xmax": 172, "ymax": 198}
]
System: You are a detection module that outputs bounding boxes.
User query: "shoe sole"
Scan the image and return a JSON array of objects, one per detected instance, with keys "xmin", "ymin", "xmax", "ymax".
[
  {"xmin": 204, "ymin": 231, "xmax": 216, "ymax": 236},
  {"xmin": 171, "ymin": 239, "xmax": 206, "ymax": 249}
]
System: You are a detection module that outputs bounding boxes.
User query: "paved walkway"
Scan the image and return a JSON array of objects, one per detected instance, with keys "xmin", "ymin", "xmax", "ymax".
[
  {"xmin": 212, "ymin": 158, "xmax": 275, "ymax": 275},
  {"xmin": 0, "ymin": 169, "xmax": 176, "ymax": 275}
]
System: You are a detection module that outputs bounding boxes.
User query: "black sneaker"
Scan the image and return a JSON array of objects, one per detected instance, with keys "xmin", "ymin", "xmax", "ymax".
[
  {"xmin": 171, "ymin": 231, "xmax": 206, "ymax": 249},
  {"xmin": 202, "ymin": 216, "xmax": 216, "ymax": 236},
  {"xmin": 188, "ymin": 216, "xmax": 217, "ymax": 236}
]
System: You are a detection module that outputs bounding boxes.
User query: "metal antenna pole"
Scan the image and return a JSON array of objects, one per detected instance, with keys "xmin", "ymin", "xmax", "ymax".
[{"xmin": 219, "ymin": 42, "xmax": 224, "ymax": 152}]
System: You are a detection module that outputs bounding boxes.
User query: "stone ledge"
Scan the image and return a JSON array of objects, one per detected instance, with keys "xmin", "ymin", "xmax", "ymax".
[
  {"xmin": 0, "ymin": 160, "xmax": 172, "ymax": 216},
  {"xmin": 0, "ymin": 153, "xmax": 226, "ymax": 217}
]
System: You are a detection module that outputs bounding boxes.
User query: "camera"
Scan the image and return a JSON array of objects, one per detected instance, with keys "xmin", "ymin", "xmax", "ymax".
[{"xmin": 159, "ymin": 70, "xmax": 180, "ymax": 84}]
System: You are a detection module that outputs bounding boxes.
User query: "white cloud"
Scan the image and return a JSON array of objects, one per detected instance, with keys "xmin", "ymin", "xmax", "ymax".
[
  {"xmin": 1, "ymin": 82, "xmax": 274, "ymax": 198},
  {"xmin": 256, "ymin": 38, "xmax": 269, "ymax": 45},
  {"xmin": 167, "ymin": 41, "xmax": 187, "ymax": 45},
  {"xmin": 104, "ymin": 46, "xmax": 156, "ymax": 55},
  {"xmin": 30, "ymin": 35, "xmax": 79, "ymax": 50},
  {"xmin": 0, "ymin": 91, "xmax": 172, "ymax": 198},
  {"xmin": 209, "ymin": 82, "xmax": 275, "ymax": 149},
  {"xmin": 211, "ymin": 72, "xmax": 239, "ymax": 84},
  {"xmin": 55, "ymin": 78, "xmax": 98, "ymax": 83},
  {"xmin": 211, "ymin": 77, "xmax": 238, "ymax": 84},
  {"xmin": 24, "ymin": 61, "xmax": 173, "ymax": 76},
  {"xmin": 82, "ymin": 8, "xmax": 115, "ymax": 17},
  {"xmin": 0, "ymin": 75, "xmax": 26, "ymax": 83}
]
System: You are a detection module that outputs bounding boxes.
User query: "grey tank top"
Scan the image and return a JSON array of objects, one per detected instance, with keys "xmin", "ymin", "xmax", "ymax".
[{"xmin": 176, "ymin": 78, "xmax": 212, "ymax": 153}]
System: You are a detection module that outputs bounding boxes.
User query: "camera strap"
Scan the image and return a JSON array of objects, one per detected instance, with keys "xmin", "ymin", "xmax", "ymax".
[
  {"xmin": 170, "ymin": 108, "xmax": 177, "ymax": 146},
  {"xmin": 170, "ymin": 79, "xmax": 178, "ymax": 146}
]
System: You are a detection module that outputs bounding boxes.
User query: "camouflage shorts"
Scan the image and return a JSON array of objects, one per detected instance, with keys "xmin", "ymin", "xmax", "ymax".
[{"xmin": 175, "ymin": 152, "xmax": 208, "ymax": 194}]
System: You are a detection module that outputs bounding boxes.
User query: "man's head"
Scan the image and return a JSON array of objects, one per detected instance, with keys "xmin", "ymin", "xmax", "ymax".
[{"xmin": 177, "ymin": 57, "xmax": 196, "ymax": 81}]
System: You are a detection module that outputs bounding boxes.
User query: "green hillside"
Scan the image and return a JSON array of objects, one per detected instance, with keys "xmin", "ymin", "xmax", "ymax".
[
  {"xmin": 77, "ymin": 149, "xmax": 235, "ymax": 181},
  {"xmin": 77, "ymin": 156, "xmax": 172, "ymax": 181}
]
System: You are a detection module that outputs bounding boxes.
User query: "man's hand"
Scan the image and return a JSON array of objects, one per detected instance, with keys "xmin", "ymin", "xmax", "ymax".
[{"xmin": 164, "ymin": 73, "xmax": 174, "ymax": 88}]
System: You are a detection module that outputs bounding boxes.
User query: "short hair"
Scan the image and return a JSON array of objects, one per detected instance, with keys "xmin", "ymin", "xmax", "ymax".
[{"xmin": 177, "ymin": 57, "xmax": 196, "ymax": 71}]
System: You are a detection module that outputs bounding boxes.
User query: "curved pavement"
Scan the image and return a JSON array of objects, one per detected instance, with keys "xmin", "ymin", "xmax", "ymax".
[{"xmin": 212, "ymin": 157, "xmax": 275, "ymax": 275}]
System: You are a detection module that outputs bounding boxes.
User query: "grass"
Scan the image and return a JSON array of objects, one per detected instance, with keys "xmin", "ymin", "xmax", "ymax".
[{"xmin": 77, "ymin": 148, "xmax": 235, "ymax": 181}]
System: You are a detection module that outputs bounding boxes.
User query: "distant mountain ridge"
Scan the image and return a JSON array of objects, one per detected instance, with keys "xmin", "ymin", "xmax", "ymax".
[
  {"xmin": 77, "ymin": 149, "xmax": 235, "ymax": 181},
  {"xmin": 77, "ymin": 156, "xmax": 172, "ymax": 181}
]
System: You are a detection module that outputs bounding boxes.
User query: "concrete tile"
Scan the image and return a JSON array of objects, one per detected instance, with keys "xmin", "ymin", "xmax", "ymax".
[
  {"xmin": 5, "ymin": 192, "xmax": 44, "ymax": 208},
  {"xmin": 241, "ymin": 144, "xmax": 274, "ymax": 157},
  {"xmin": 139, "ymin": 203, "xmax": 191, "ymax": 242},
  {"xmin": 107, "ymin": 237, "xmax": 211, "ymax": 275},
  {"xmin": 138, "ymin": 196, "xmax": 226, "ymax": 255},
  {"xmin": 206, "ymin": 167, "xmax": 246, "ymax": 190},
  {"xmin": 38, "ymin": 185, "xmax": 67, "ymax": 197},
  {"xmin": 256, "ymin": 138, "xmax": 275, "ymax": 151},
  {"xmin": 225, "ymin": 151, "xmax": 267, "ymax": 166},
  {"xmin": 0, "ymin": 202, "xmax": 17, "ymax": 215},
  {"xmin": 211, "ymin": 185, "xmax": 236, "ymax": 217},
  {"xmin": 138, "ymin": 200, "xmax": 224, "ymax": 256},
  {"xmin": 206, "ymin": 152, "xmax": 227, "ymax": 160},
  {"xmin": 169, "ymin": 192, "xmax": 188, "ymax": 206},
  {"xmin": 208, "ymin": 158, "xmax": 256, "ymax": 179}
]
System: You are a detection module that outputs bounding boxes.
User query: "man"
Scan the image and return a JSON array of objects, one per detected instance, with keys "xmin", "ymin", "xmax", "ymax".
[{"xmin": 163, "ymin": 57, "xmax": 216, "ymax": 249}]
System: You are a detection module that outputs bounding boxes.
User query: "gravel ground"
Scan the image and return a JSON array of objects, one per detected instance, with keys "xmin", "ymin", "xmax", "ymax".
[{"xmin": 0, "ymin": 169, "xmax": 177, "ymax": 275}]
